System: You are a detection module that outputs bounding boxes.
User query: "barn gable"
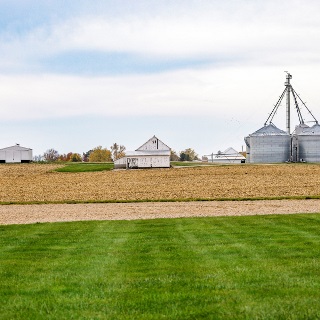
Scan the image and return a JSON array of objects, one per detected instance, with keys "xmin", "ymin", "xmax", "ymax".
[{"xmin": 136, "ymin": 136, "xmax": 170, "ymax": 151}]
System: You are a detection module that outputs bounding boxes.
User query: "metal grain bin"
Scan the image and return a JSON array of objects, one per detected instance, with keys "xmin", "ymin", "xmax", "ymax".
[
  {"xmin": 296, "ymin": 123, "xmax": 320, "ymax": 162},
  {"xmin": 292, "ymin": 124, "xmax": 310, "ymax": 162},
  {"xmin": 245, "ymin": 124, "xmax": 291, "ymax": 163}
]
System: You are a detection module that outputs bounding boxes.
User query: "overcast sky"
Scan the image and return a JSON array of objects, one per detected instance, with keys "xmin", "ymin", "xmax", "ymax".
[{"xmin": 1, "ymin": 0, "xmax": 320, "ymax": 157}]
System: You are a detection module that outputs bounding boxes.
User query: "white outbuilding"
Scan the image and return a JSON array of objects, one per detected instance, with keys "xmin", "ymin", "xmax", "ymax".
[
  {"xmin": 206, "ymin": 147, "xmax": 246, "ymax": 164},
  {"xmin": 114, "ymin": 136, "xmax": 171, "ymax": 169},
  {"xmin": 0, "ymin": 144, "xmax": 33, "ymax": 163}
]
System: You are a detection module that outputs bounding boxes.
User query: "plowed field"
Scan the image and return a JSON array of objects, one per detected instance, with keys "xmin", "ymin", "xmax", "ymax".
[{"xmin": 1, "ymin": 163, "xmax": 320, "ymax": 203}]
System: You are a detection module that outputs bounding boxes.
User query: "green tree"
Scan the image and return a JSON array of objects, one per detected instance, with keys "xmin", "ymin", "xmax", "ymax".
[
  {"xmin": 88, "ymin": 146, "xmax": 112, "ymax": 162},
  {"xmin": 110, "ymin": 143, "xmax": 126, "ymax": 161},
  {"xmin": 179, "ymin": 148, "xmax": 198, "ymax": 161},
  {"xmin": 70, "ymin": 153, "xmax": 82, "ymax": 162}
]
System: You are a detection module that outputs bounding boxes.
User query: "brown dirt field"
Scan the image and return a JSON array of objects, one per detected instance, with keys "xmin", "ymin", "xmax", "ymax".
[
  {"xmin": 0, "ymin": 200, "xmax": 319, "ymax": 225},
  {"xmin": 1, "ymin": 163, "xmax": 320, "ymax": 202}
]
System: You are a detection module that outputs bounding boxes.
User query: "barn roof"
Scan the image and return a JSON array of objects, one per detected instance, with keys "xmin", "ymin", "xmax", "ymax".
[
  {"xmin": 0, "ymin": 144, "xmax": 32, "ymax": 151},
  {"xmin": 125, "ymin": 150, "xmax": 171, "ymax": 157}
]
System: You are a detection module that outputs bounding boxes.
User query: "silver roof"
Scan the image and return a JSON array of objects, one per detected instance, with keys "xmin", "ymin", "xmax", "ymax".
[
  {"xmin": 250, "ymin": 123, "xmax": 289, "ymax": 136},
  {"xmin": 297, "ymin": 123, "xmax": 320, "ymax": 135},
  {"xmin": 215, "ymin": 147, "xmax": 245, "ymax": 159},
  {"xmin": 125, "ymin": 150, "xmax": 170, "ymax": 157},
  {"xmin": 292, "ymin": 123, "xmax": 310, "ymax": 135},
  {"xmin": 0, "ymin": 144, "xmax": 32, "ymax": 151}
]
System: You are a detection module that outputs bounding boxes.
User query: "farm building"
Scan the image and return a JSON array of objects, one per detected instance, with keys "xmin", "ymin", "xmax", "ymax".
[
  {"xmin": 205, "ymin": 147, "xmax": 246, "ymax": 164},
  {"xmin": 245, "ymin": 73, "xmax": 320, "ymax": 163},
  {"xmin": 245, "ymin": 124, "xmax": 291, "ymax": 163},
  {"xmin": 0, "ymin": 144, "xmax": 33, "ymax": 163},
  {"xmin": 114, "ymin": 136, "xmax": 171, "ymax": 169}
]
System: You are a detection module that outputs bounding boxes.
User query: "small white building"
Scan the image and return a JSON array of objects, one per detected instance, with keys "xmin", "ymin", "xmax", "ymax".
[
  {"xmin": 114, "ymin": 136, "xmax": 171, "ymax": 169},
  {"xmin": 206, "ymin": 147, "xmax": 246, "ymax": 164},
  {"xmin": 0, "ymin": 144, "xmax": 33, "ymax": 163}
]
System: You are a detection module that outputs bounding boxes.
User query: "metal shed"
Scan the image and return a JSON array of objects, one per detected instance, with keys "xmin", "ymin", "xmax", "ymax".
[
  {"xmin": 114, "ymin": 136, "xmax": 171, "ymax": 169},
  {"xmin": 0, "ymin": 144, "xmax": 33, "ymax": 163},
  {"xmin": 206, "ymin": 147, "xmax": 246, "ymax": 164}
]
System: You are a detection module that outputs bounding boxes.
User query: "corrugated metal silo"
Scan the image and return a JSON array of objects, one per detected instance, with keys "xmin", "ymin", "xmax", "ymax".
[
  {"xmin": 245, "ymin": 123, "xmax": 291, "ymax": 163},
  {"xmin": 244, "ymin": 136, "xmax": 250, "ymax": 163},
  {"xmin": 296, "ymin": 124, "xmax": 320, "ymax": 162},
  {"xmin": 291, "ymin": 124, "xmax": 310, "ymax": 162}
]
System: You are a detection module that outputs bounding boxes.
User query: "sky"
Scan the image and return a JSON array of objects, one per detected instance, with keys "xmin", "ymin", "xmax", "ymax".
[{"xmin": 1, "ymin": 0, "xmax": 320, "ymax": 158}]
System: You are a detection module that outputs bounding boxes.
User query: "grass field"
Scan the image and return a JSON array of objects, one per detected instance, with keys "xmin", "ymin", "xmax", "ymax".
[
  {"xmin": 1, "ymin": 214, "xmax": 320, "ymax": 319},
  {"xmin": 55, "ymin": 162, "xmax": 114, "ymax": 172}
]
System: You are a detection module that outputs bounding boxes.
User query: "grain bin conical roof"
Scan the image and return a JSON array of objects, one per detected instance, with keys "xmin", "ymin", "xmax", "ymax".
[
  {"xmin": 250, "ymin": 123, "xmax": 289, "ymax": 136},
  {"xmin": 298, "ymin": 123, "xmax": 320, "ymax": 135},
  {"xmin": 293, "ymin": 123, "xmax": 310, "ymax": 135}
]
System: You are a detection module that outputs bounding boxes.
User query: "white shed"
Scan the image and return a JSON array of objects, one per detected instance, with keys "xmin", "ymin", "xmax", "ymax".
[
  {"xmin": 0, "ymin": 144, "xmax": 33, "ymax": 163},
  {"xmin": 207, "ymin": 147, "xmax": 246, "ymax": 164},
  {"xmin": 114, "ymin": 136, "xmax": 171, "ymax": 169}
]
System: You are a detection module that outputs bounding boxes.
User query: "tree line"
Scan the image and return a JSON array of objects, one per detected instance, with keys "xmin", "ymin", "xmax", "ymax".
[
  {"xmin": 37, "ymin": 143, "xmax": 126, "ymax": 163},
  {"xmin": 170, "ymin": 148, "xmax": 199, "ymax": 161},
  {"xmin": 35, "ymin": 144, "xmax": 198, "ymax": 162}
]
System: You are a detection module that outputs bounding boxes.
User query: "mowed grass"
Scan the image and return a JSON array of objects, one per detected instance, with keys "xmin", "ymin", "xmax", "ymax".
[
  {"xmin": 55, "ymin": 162, "xmax": 114, "ymax": 172},
  {"xmin": 1, "ymin": 214, "xmax": 320, "ymax": 319}
]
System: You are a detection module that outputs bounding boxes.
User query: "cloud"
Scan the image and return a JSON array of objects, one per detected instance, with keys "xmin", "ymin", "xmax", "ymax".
[
  {"xmin": 1, "ymin": 0, "xmax": 320, "ymax": 74},
  {"xmin": 1, "ymin": 0, "xmax": 320, "ymax": 144},
  {"xmin": 1, "ymin": 64, "xmax": 319, "ymax": 125}
]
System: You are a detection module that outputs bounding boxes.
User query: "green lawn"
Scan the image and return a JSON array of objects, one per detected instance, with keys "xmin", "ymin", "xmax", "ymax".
[
  {"xmin": 55, "ymin": 162, "xmax": 114, "ymax": 172},
  {"xmin": 1, "ymin": 214, "xmax": 320, "ymax": 319}
]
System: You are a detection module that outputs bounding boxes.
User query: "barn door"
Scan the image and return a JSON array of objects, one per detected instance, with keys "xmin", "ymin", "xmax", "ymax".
[
  {"xmin": 5, "ymin": 151, "xmax": 21, "ymax": 163},
  {"xmin": 13, "ymin": 151, "xmax": 21, "ymax": 162},
  {"xmin": 5, "ymin": 151, "xmax": 14, "ymax": 163}
]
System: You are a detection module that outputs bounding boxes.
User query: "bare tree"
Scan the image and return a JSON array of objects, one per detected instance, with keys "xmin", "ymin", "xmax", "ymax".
[
  {"xmin": 33, "ymin": 155, "xmax": 44, "ymax": 162},
  {"xmin": 110, "ymin": 143, "xmax": 126, "ymax": 161},
  {"xmin": 43, "ymin": 149, "xmax": 59, "ymax": 162}
]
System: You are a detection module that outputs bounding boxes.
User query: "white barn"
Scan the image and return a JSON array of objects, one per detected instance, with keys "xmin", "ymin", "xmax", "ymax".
[
  {"xmin": 0, "ymin": 144, "xmax": 33, "ymax": 163},
  {"xmin": 114, "ymin": 136, "xmax": 171, "ymax": 169}
]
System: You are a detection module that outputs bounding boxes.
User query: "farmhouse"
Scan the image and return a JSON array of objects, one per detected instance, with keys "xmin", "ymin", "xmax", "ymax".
[
  {"xmin": 114, "ymin": 136, "xmax": 171, "ymax": 169},
  {"xmin": 0, "ymin": 144, "xmax": 33, "ymax": 163}
]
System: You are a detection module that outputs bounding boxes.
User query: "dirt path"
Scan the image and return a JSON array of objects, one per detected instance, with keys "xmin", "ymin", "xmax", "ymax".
[{"xmin": 0, "ymin": 199, "xmax": 319, "ymax": 225}]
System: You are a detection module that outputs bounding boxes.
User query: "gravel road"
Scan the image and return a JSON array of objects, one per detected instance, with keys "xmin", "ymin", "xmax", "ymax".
[{"xmin": 0, "ymin": 199, "xmax": 319, "ymax": 225}]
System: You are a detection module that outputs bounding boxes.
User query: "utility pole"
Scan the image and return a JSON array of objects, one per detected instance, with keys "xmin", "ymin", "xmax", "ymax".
[{"xmin": 285, "ymin": 72, "xmax": 292, "ymax": 134}]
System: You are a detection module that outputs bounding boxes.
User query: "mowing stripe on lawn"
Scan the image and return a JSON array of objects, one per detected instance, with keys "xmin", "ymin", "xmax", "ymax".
[{"xmin": 1, "ymin": 214, "xmax": 320, "ymax": 319}]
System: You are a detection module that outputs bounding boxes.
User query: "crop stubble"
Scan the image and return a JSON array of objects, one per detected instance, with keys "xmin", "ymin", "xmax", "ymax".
[{"xmin": 1, "ymin": 163, "xmax": 320, "ymax": 202}]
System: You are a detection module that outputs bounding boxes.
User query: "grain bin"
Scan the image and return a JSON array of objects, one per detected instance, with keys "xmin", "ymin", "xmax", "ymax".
[
  {"xmin": 295, "ymin": 124, "xmax": 320, "ymax": 162},
  {"xmin": 291, "ymin": 124, "xmax": 310, "ymax": 162},
  {"xmin": 245, "ymin": 123, "xmax": 291, "ymax": 163}
]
